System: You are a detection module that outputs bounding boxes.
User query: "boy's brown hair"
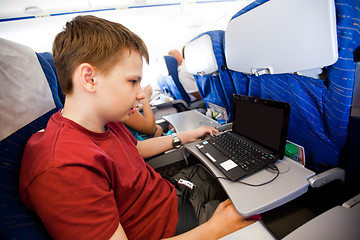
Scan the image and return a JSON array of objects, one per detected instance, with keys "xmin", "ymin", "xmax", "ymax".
[{"xmin": 53, "ymin": 15, "xmax": 149, "ymax": 94}]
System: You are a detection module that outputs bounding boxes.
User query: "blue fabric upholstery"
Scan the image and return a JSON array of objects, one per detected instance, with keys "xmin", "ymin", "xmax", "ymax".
[
  {"xmin": 229, "ymin": 0, "xmax": 359, "ymax": 169},
  {"xmin": 0, "ymin": 53, "xmax": 62, "ymax": 239},
  {"xmin": 38, "ymin": 52, "xmax": 66, "ymax": 105},
  {"xmin": 157, "ymin": 74, "xmax": 181, "ymax": 100},
  {"xmin": 230, "ymin": 70, "xmax": 249, "ymax": 96},
  {"xmin": 194, "ymin": 73, "xmax": 229, "ymax": 111},
  {"xmin": 190, "ymin": 30, "xmax": 237, "ymax": 121},
  {"xmin": 231, "ymin": 0, "xmax": 269, "ymax": 20}
]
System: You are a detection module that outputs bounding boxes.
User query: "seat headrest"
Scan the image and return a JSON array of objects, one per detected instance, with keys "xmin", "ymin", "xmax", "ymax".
[
  {"xmin": 184, "ymin": 34, "xmax": 218, "ymax": 75},
  {"xmin": 225, "ymin": 0, "xmax": 338, "ymax": 75},
  {"xmin": 155, "ymin": 56, "xmax": 169, "ymax": 76},
  {"xmin": 0, "ymin": 38, "xmax": 56, "ymax": 141}
]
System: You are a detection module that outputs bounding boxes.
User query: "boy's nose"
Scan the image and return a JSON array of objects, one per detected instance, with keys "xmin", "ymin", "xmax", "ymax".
[{"xmin": 137, "ymin": 88, "xmax": 145, "ymax": 100}]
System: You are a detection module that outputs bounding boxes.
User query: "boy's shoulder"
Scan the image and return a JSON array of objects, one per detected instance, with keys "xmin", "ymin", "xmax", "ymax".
[
  {"xmin": 22, "ymin": 112, "xmax": 102, "ymax": 172},
  {"xmin": 20, "ymin": 112, "xmax": 123, "ymax": 190},
  {"xmin": 23, "ymin": 112, "xmax": 133, "ymax": 170},
  {"xmin": 27, "ymin": 111, "xmax": 93, "ymax": 151}
]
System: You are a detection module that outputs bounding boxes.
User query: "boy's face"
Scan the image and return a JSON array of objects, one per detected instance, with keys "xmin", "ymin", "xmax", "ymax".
[{"xmin": 94, "ymin": 50, "xmax": 145, "ymax": 123}]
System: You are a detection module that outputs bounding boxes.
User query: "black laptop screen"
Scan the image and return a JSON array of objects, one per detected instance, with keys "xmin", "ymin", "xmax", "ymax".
[{"xmin": 233, "ymin": 95, "xmax": 290, "ymax": 154}]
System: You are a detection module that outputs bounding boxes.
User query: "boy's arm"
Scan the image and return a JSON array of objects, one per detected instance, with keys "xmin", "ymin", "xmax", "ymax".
[
  {"xmin": 136, "ymin": 126, "xmax": 218, "ymax": 159},
  {"xmin": 165, "ymin": 199, "xmax": 256, "ymax": 240},
  {"xmin": 110, "ymin": 199, "xmax": 255, "ymax": 240}
]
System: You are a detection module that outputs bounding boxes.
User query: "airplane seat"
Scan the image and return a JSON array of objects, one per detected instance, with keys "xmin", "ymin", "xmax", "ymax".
[
  {"xmin": 224, "ymin": 0, "xmax": 359, "ymax": 237},
  {"xmin": 38, "ymin": 51, "xmax": 66, "ymax": 105},
  {"xmin": 164, "ymin": 55, "xmax": 192, "ymax": 104},
  {"xmin": 156, "ymin": 55, "xmax": 206, "ymax": 113},
  {"xmin": 283, "ymin": 193, "xmax": 360, "ymax": 240},
  {"xmin": 228, "ymin": 68, "xmax": 249, "ymax": 97},
  {"xmin": 224, "ymin": 0, "xmax": 359, "ymax": 172},
  {"xmin": 154, "ymin": 55, "xmax": 190, "ymax": 113},
  {"xmin": 346, "ymin": 45, "xmax": 360, "ymax": 188},
  {"xmin": 184, "ymin": 30, "xmax": 236, "ymax": 122},
  {"xmin": 0, "ymin": 38, "xmax": 62, "ymax": 239}
]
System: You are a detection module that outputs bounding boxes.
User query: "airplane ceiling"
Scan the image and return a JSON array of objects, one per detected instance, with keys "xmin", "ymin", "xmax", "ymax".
[
  {"xmin": 0, "ymin": 0, "xmax": 248, "ymax": 19},
  {"xmin": 0, "ymin": 0, "xmax": 253, "ymax": 86}
]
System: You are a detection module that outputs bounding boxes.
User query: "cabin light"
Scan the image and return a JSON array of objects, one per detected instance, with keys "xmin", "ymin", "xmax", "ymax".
[
  {"xmin": 24, "ymin": 7, "xmax": 42, "ymax": 15},
  {"xmin": 134, "ymin": 0, "xmax": 147, "ymax": 4}
]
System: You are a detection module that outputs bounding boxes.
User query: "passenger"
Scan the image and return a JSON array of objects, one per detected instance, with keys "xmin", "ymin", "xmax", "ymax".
[
  {"xmin": 19, "ymin": 15, "xmax": 255, "ymax": 240},
  {"xmin": 168, "ymin": 49, "xmax": 202, "ymax": 101},
  {"xmin": 124, "ymin": 84, "xmax": 163, "ymax": 140}
]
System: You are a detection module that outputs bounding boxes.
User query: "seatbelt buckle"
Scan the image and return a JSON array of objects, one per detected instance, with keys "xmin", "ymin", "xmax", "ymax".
[{"xmin": 177, "ymin": 179, "xmax": 195, "ymax": 190}]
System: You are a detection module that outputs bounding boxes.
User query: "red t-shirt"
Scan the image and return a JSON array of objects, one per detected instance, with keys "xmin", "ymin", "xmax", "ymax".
[{"xmin": 19, "ymin": 111, "xmax": 178, "ymax": 240}]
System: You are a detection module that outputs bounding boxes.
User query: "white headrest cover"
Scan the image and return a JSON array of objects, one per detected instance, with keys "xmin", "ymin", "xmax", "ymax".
[
  {"xmin": 0, "ymin": 38, "xmax": 55, "ymax": 141},
  {"xmin": 184, "ymin": 34, "xmax": 218, "ymax": 75},
  {"xmin": 225, "ymin": 0, "xmax": 338, "ymax": 75},
  {"xmin": 155, "ymin": 56, "xmax": 169, "ymax": 76}
]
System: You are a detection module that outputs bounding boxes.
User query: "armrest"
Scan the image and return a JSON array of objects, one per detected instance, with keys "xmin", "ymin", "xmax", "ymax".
[
  {"xmin": 188, "ymin": 99, "xmax": 206, "ymax": 110},
  {"xmin": 308, "ymin": 167, "xmax": 345, "ymax": 188},
  {"xmin": 145, "ymin": 147, "xmax": 189, "ymax": 170},
  {"xmin": 342, "ymin": 193, "xmax": 360, "ymax": 209},
  {"xmin": 220, "ymin": 221, "xmax": 276, "ymax": 240},
  {"xmin": 283, "ymin": 193, "xmax": 360, "ymax": 240}
]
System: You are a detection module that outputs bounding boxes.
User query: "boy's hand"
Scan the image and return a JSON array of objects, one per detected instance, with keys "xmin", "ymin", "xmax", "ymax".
[
  {"xmin": 207, "ymin": 199, "xmax": 256, "ymax": 239},
  {"xmin": 179, "ymin": 126, "xmax": 219, "ymax": 143}
]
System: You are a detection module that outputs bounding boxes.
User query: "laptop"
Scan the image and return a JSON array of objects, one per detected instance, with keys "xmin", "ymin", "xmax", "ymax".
[{"xmin": 196, "ymin": 94, "xmax": 290, "ymax": 181}]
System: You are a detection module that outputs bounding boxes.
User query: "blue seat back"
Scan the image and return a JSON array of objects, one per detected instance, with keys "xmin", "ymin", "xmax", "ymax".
[
  {"xmin": 38, "ymin": 52, "xmax": 66, "ymax": 105},
  {"xmin": 157, "ymin": 74, "xmax": 177, "ymax": 98},
  {"xmin": 185, "ymin": 30, "xmax": 236, "ymax": 121},
  {"xmin": 225, "ymin": 0, "xmax": 359, "ymax": 169},
  {"xmin": 0, "ymin": 44, "xmax": 62, "ymax": 239}
]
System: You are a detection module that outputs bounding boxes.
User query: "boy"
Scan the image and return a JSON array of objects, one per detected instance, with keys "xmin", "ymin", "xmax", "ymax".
[{"xmin": 19, "ymin": 15, "xmax": 254, "ymax": 240}]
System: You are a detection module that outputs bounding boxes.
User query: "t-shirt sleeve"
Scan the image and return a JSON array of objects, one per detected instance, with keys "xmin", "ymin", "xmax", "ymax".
[{"xmin": 26, "ymin": 165, "xmax": 119, "ymax": 240}]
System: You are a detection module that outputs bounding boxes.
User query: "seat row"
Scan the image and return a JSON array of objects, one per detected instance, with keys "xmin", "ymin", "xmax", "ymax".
[{"xmin": 158, "ymin": 0, "xmax": 359, "ymax": 174}]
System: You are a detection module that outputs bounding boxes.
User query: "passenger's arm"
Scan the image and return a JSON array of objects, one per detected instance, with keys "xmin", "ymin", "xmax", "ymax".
[
  {"xmin": 123, "ymin": 84, "xmax": 158, "ymax": 136},
  {"xmin": 191, "ymin": 91, "xmax": 202, "ymax": 100},
  {"xmin": 136, "ymin": 126, "xmax": 218, "ymax": 159},
  {"xmin": 110, "ymin": 199, "xmax": 255, "ymax": 240},
  {"xmin": 164, "ymin": 199, "xmax": 255, "ymax": 240}
]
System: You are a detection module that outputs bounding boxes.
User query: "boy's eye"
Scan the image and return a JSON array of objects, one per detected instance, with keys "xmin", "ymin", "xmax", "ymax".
[{"xmin": 130, "ymin": 80, "xmax": 137, "ymax": 85}]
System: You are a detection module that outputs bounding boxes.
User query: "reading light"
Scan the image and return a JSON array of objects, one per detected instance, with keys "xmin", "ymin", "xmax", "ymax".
[{"xmin": 24, "ymin": 7, "xmax": 42, "ymax": 15}]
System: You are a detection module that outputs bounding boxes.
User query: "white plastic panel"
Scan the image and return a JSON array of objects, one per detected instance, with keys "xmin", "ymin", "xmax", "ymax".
[
  {"xmin": 225, "ymin": 0, "xmax": 338, "ymax": 75},
  {"xmin": 155, "ymin": 56, "xmax": 169, "ymax": 76},
  {"xmin": 184, "ymin": 34, "xmax": 218, "ymax": 75}
]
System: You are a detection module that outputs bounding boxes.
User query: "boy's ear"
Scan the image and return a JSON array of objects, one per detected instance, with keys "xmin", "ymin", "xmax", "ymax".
[{"xmin": 78, "ymin": 63, "xmax": 96, "ymax": 93}]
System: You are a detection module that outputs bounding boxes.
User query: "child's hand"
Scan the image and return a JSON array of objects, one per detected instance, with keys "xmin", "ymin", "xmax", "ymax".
[
  {"xmin": 142, "ymin": 84, "xmax": 153, "ymax": 100},
  {"xmin": 179, "ymin": 126, "xmax": 219, "ymax": 143},
  {"xmin": 207, "ymin": 199, "xmax": 256, "ymax": 239}
]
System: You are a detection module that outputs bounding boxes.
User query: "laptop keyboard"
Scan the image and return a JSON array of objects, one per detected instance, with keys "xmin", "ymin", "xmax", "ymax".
[{"xmin": 207, "ymin": 132, "xmax": 275, "ymax": 172}]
